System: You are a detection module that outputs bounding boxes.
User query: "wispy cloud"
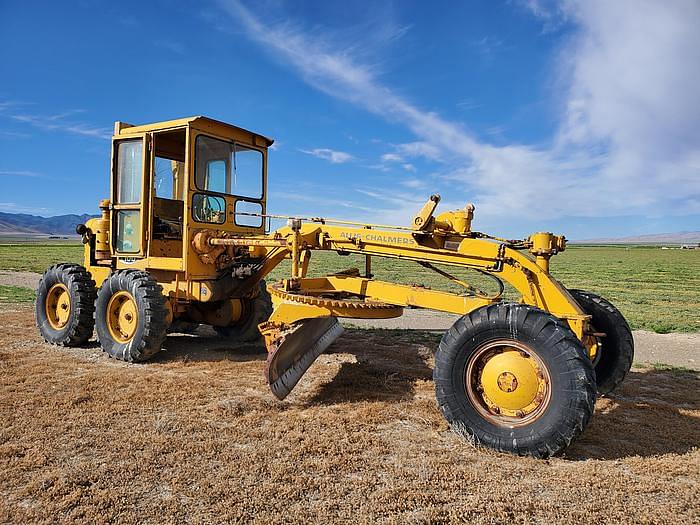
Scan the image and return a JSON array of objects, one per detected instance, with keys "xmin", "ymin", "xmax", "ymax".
[
  {"xmin": 401, "ymin": 177, "xmax": 425, "ymax": 189},
  {"xmin": 365, "ymin": 163, "xmax": 391, "ymax": 172},
  {"xmin": 0, "ymin": 100, "xmax": 31, "ymax": 113},
  {"xmin": 268, "ymin": 191, "xmax": 376, "ymax": 213},
  {"xmin": 155, "ymin": 40, "xmax": 186, "ymax": 55},
  {"xmin": 517, "ymin": 0, "xmax": 568, "ymax": 32},
  {"xmin": 9, "ymin": 110, "xmax": 111, "ymax": 139},
  {"xmin": 0, "ymin": 170, "xmax": 41, "ymax": 177},
  {"xmin": 394, "ymin": 142, "xmax": 443, "ymax": 162},
  {"xmin": 0, "ymin": 130, "xmax": 30, "ymax": 138},
  {"xmin": 299, "ymin": 148, "xmax": 354, "ymax": 164},
  {"xmin": 0, "ymin": 202, "xmax": 52, "ymax": 214},
  {"xmin": 379, "ymin": 151, "xmax": 417, "ymax": 173},
  {"xmin": 473, "ymin": 36, "xmax": 504, "ymax": 61},
  {"xmin": 456, "ymin": 99, "xmax": 483, "ymax": 111},
  {"xmin": 381, "ymin": 153, "xmax": 403, "ymax": 163},
  {"xmin": 218, "ymin": 0, "xmax": 700, "ymax": 228}
]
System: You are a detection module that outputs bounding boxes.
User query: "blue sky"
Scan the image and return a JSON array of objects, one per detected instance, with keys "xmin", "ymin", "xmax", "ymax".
[{"xmin": 1, "ymin": 0, "xmax": 698, "ymax": 239}]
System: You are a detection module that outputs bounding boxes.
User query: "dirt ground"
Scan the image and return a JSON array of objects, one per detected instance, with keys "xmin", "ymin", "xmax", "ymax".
[
  {"xmin": 1, "ymin": 304, "xmax": 698, "ymax": 524},
  {"xmin": 0, "ymin": 270, "xmax": 41, "ymax": 289}
]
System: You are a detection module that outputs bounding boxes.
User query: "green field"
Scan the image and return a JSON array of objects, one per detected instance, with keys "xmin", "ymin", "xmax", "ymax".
[
  {"xmin": 0, "ymin": 243, "xmax": 697, "ymax": 332},
  {"xmin": 0, "ymin": 285, "xmax": 36, "ymax": 303}
]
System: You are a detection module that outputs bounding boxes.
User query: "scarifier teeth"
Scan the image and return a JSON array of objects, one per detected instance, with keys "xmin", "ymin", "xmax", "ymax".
[{"xmin": 265, "ymin": 317, "xmax": 344, "ymax": 400}]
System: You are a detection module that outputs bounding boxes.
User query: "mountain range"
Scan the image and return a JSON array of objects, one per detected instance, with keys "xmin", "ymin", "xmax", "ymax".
[
  {"xmin": 573, "ymin": 231, "xmax": 700, "ymax": 245},
  {"xmin": 0, "ymin": 212, "xmax": 96, "ymax": 236}
]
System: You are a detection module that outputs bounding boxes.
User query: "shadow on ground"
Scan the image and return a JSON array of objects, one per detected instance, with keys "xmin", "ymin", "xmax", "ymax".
[
  {"xmin": 566, "ymin": 367, "xmax": 700, "ymax": 460},
  {"xmin": 153, "ymin": 326, "xmax": 266, "ymax": 363},
  {"xmin": 306, "ymin": 327, "xmax": 436, "ymax": 405}
]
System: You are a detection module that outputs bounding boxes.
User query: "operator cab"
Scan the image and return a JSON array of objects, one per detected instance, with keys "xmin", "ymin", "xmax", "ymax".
[{"xmin": 109, "ymin": 116, "xmax": 272, "ymax": 270}]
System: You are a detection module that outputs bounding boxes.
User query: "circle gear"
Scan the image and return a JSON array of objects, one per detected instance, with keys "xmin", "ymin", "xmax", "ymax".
[{"xmin": 267, "ymin": 281, "xmax": 399, "ymax": 311}]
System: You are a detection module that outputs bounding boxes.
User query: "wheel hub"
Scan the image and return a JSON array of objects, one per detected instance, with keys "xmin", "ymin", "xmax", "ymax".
[
  {"xmin": 107, "ymin": 291, "xmax": 138, "ymax": 343},
  {"xmin": 497, "ymin": 371, "xmax": 518, "ymax": 392},
  {"xmin": 467, "ymin": 340, "xmax": 551, "ymax": 426},
  {"xmin": 46, "ymin": 283, "xmax": 71, "ymax": 330}
]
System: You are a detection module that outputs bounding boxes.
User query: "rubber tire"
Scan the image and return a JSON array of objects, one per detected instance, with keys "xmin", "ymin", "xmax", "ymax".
[
  {"xmin": 213, "ymin": 280, "xmax": 272, "ymax": 344},
  {"xmin": 95, "ymin": 270, "xmax": 168, "ymax": 362},
  {"xmin": 35, "ymin": 263, "xmax": 97, "ymax": 346},
  {"xmin": 569, "ymin": 289, "xmax": 634, "ymax": 395},
  {"xmin": 434, "ymin": 303, "xmax": 596, "ymax": 458}
]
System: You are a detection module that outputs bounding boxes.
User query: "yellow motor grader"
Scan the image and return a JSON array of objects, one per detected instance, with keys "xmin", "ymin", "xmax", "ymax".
[{"xmin": 36, "ymin": 116, "xmax": 634, "ymax": 458}]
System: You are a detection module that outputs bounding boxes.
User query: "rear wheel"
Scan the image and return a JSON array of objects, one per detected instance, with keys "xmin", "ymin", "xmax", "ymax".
[
  {"xmin": 569, "ymin": 289, "xmax": 634, "ymax": 394},
  {"xmin": 95, "ymin": 270, "xmax": 168, "ymax": 362},
  {"xmin": 434, "ymin": 303, "xmax": 596, "ymax": 458},
  {"xmin": 36, "ymin": 263, "xmax": 96, "ymax": 346},
  {"xmin": 214, "ymin": 280, "xmax": 272, "ymax": 345}
]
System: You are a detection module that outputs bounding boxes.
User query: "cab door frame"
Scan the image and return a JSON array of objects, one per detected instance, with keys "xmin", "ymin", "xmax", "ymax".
[{"xmin": 110, "ymin": 133, "xmax": 150, "ymax": 258}]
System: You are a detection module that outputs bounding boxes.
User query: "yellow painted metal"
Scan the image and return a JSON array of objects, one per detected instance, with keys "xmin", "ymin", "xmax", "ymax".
[
  {"xmin": 261, "ymin": 222, "xmax": 589, "ymax": 339},
  {"xmin": 106, "ymin": 291, "xmax": 139, "ymax": 343},
  {"xmin": 115, "ymin": 256, "xmax": 183, "ymax": 272},
  {"xmin": 84, "ymin": 262, "xmax": 111, "ymax": 288},
  {"xmin": 113, "ymin": 116, "xmax": 274, "ymax": 147},
  {"xmin": 82, "ymin": 200, "xmax": 111, "ymax": 260},
  {"xmin": 412, "ymin": 194, "xmax": 440, "ymax": 230},
  {"xmin": 466, "ymin": 340, "xmax": 551, "ymax": 425},
  {"xmin": 434, "ymin": 204, "xmax": 475, "ymax": 234},
  {"xmin": 285, "ymin": 276, "xmax": 493, "ymax": 315},
  {"xmin": 267, "ymin": 281, "xmax": 403, "ymax": 323},
  {"xmin": 45, "ymin": 283, "xmax": 71, "ymax": 330},
  {"xmin": 480, "ymin": 351, "xmax": 541, "ymax": 412},
  {"xmin": 528, "ymin": 231, "xmax": 566, "ymax": 273},
  {"xmin": 266, "ymin": 300, "xmax": 402, "ymax": 325}
]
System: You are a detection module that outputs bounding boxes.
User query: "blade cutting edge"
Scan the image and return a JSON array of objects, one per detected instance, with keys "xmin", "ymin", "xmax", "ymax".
[{"xmin": 265, "ymin": 317, "xmax": 344, "ymax": 400}]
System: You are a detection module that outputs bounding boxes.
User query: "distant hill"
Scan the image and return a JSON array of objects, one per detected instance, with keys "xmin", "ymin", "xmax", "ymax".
[
  {"xmin": 0, "ymin": 211, "xmax": 97, "ymax": 236},
  {"xmin": 573, "ymin": 231, "xmax": 700, "ymax": 245}
]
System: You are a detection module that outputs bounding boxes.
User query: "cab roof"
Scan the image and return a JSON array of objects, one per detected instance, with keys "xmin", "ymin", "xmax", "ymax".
[{"xmin": 113, "ymin": 116, "xmax": 274, "ymax": 147}]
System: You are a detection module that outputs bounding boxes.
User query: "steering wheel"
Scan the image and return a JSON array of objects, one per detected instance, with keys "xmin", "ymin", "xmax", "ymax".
[{"xmin": 194, "ymin": 195, "xmax": 223, "ymax": 223}]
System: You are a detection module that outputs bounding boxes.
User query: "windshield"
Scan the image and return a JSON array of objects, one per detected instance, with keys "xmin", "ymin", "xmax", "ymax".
[{"xmin": 195, "ymin": 135, "xmax": 263, "ymax": 200}]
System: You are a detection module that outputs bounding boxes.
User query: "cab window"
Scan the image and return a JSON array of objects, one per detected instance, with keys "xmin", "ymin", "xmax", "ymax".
[
  {"xmin": 195, "ymin": 135, "xmax": 263, "ymax": 200},
  {"xmin": 116, "ymin": 140, "xmax": 142, "ymax": 204}
]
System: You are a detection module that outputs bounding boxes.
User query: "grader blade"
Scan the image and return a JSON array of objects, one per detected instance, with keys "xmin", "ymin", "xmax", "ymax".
[{"xmin": 265, "ymin": 317, "xmax": 344, "ymax": 400}]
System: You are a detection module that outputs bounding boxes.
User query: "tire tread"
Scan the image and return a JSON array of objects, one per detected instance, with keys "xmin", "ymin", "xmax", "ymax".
[
  {"xmin": 36, "ymin": 263, "xmax": 97, "ymax": 346},
  {"xmin": 434, "ymin": 303, "xmax": 596, "ymax": 458}
]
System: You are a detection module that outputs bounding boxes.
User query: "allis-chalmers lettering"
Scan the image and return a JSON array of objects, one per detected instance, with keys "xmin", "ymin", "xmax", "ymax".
[{"xmin": 340, "ymin": 231, "xmax": 416, "ymax": 245}]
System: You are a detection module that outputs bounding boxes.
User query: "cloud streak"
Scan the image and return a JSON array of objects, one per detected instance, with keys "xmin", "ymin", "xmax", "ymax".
[
  {"xmin": 0, "ymin": 202, "xmax": 52, "ymax": 214},
  {"xmin": 0, "ymin": 170, "xmax": 41, "ymax": 177},
  {"xmin": 299, "ymin": 148, "xmax": 354, "ymax": 164},
  {"xmin": 9, "ymin": 110, "xmax": 111, "ymax": 139}
]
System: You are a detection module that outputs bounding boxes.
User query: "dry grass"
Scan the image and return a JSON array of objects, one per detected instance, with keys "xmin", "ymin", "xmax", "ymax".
[{"xmin": 1, "ymin": 305, "xmax": 698, "ymax": 524}]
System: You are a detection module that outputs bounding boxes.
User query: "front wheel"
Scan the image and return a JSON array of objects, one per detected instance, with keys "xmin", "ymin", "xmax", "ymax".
[
  {"xmin": 95, "ymin": 270, "xmax": 168, "ymax": 362},
  {"xmin": 434, "ymin": 303, "xmax": 596, "ymax": 458}
]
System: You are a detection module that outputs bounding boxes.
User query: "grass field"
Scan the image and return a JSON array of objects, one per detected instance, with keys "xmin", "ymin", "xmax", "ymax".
[
  {"xmin": 0, "ymin": 243, "xmax": 697, "ymax": 332},
  {"xmin": 0, "ymin": 285, "xmax": 36, "ymax": 303}
]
